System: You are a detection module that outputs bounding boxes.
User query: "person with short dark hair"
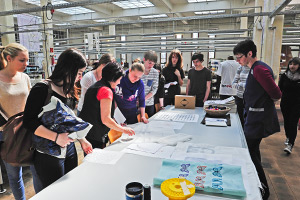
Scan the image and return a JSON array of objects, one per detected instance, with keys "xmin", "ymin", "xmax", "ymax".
[
  {"xmin": 234, "ymin": 39, "xmax": 282, "ymax": 200},
  {"xmin": 114, "ymin": 63, "xmax": 148, "ymax": 124},
  {"xmin": 80, "ymin": 62, "xmax": 135, "ymax": 149},
  {"xmin": 162, "ymin": 49, "xmax": 185, "ymax": 106},
  {"xmin": 216, "ymin": 55, "xmax": 240, "ymax": 100},
  {"xmin": 186, "ymin": 52, "xmax": 211, "ymax": 107},
  {"xmin": 279, "ymin": 57, "xmax": 300, "ymax": 154},
  {"xmin": 141, "ymin": 51, "xmax": 159, "ymax": 117}
]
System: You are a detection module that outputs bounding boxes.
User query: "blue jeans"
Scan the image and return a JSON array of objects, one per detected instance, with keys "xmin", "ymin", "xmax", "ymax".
[{"xmin": 3, "ymin": 162, "xmax": 43, "ymax": 200}]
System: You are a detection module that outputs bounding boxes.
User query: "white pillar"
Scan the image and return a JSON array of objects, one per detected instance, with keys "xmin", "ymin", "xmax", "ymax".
[
  {"xmin": 109, "ymin": 25, "xmax": 116, "ymax": 57},
  {"xmin": 254, "ymin": 0, "xmax": 284, "ymax": 82},
  {"xmin": 41, "ymin": 0, "xmax": 54, "ymax": 78},
  {"xmin": 0, "ymin": 0, "xmax": 15, "ymax": 45}
]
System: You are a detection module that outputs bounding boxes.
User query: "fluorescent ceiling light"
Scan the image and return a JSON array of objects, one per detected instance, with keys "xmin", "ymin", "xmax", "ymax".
[
  {"xmin": 144, "ymin": 34, "xmax": 174, "ymax": 38},
  {"xmin": 112, "ymin": 0, "xmax": 154, "ymax": 9},
  {"xmin": 22, "ymin": 0, "xmax": 95, "ymax": 15},
  {"xmin": 55, "ymin": 23, "xmax": 71, "ymax": 26},
  {"xmin": 188, "ymin": 0, "xmax": 217, "ymax": 3},
  {"xmin": 94, "ymin": 19, "xmax": 108, "ymax": 23},
  {"xmin": 140, "ymin": 14, "xmax": 168, "ymax": 19},
  {"xmin": 286, "ymin": 30, "xmax": 300, "ymax": 33},
  {"xmin": 195, "ymin": 10, "xmax": 225, "ymax": 15},
  {"xmin": 56, "ymin": 7, "xmax": 95, "ymax": 15},
  {"xmin": 208, "ymin": 31, "xmax": 245, "ymax": 35}
]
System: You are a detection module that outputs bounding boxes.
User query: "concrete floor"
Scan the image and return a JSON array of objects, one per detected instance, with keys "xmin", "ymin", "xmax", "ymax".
[{"xmin": 0, "ymin": 107, "xmax": 299, "ymax": 200}]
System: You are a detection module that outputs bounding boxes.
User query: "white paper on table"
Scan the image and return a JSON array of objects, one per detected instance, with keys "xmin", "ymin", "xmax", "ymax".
[
  {"xmin": 158, "ymin": 133, "xmax": 192, "ymax": 146},
  {"xmin": 170, "ymin": 122, "xmax": 185, "ymax": 130},
  {"xmin": 114, "ymin": 107, "xmax": 126, "ymax": 124},
  {"xmin": 83, "ymin": 149, "xmax": 124, "ymax": 164},
  {"xmin": 122, "ymin": 145, "xmax": 175, "ymax": 159},
  {"xmin": 153, "ymin": 112, "xmax": 199, "ymax": 123},
  {"xmin": 126, "ymin": 143, "xmax": 165, "ymax": 154},
  {"xmin": 205, "ymin": 118, "xmax": 227, "ymax": 127}
]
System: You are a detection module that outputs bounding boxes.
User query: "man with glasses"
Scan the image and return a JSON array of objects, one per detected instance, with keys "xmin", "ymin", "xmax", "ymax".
[
  {"xmin": 233, "ymin": 39, "xmax": 282, "ymax": 200},
  {"xmin": 216, "ymin": 55, "xmax": 240, "ymax": 100}
]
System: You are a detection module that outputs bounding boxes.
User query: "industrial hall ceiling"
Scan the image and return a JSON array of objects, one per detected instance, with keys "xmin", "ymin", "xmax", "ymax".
[{"xmin": 1, "ymin": 0, "xmax": 300, "ymax": 54}]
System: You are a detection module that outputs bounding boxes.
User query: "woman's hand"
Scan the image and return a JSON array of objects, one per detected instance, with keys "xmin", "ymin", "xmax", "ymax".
[
  {"xmin": 174, "ymin": 69, "xmax": 180, "ymax": 77},
  {"xmin": 141, "ymin": 116, "xmax": 149, "ymax": 124},
  {"xmin": 78, "ymin": 138, "xmax": 93, "ymax": 154},
  {"xmin": 122, "ymin": 127, "xmax": 135, "ymax": 136},
  {"xmin": 56, "ymin": 133, "xmax": 74, "ymax": 148}
]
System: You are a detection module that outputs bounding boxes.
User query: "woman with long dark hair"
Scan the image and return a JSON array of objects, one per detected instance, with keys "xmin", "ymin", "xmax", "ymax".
[
  {"xmin": 162, "ymin": 49, "xmax": 185, "ymax": 106},
  {"xmin": 279, "ymin": 57, "xmax": 300, "ymax": 154},
  {"xmin": 23, "ymin": 48, "xmax": 92, "ymax": 190}
]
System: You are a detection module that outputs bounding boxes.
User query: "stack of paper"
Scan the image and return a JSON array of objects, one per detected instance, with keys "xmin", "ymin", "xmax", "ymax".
[
  {"xmin": 205, "ymin": 117, "xmax": 227, "ymax": 127},
  {"xmin": 204, "ymin": 96, "xmax": 235, "ymax": 106}
]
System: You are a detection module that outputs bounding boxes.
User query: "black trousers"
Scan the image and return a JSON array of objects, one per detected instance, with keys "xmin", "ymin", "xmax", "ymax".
[
  {"xmin": 34, "ymin": 143, "xmax": 78, "ymax": 190},
  {"xmin": 164, "ymin": 98, "xmax": 175, "ymax": 106},
  {"xmin": 235, "ymin": 96, "xmax": 245, "ymax": 128},
  {"xmin": 145, "ymin": 105, "xmax": 155, "ymax": 118},
  {"xmin": 246, "ymin": 138, "xmax": 269, "ymax": 194},
  {"xmin": 281, "ymin": 104, "xmax": 300, "ymax": 146}
]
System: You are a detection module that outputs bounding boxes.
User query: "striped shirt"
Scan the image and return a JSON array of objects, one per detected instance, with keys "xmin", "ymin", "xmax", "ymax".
[
  {"xmin": 232, "ymin": 65, "xmax": 250, "ymax": 98},
  {"xmin": 141, "ymin": 68, "xmax": 159, "ymax": 106}
]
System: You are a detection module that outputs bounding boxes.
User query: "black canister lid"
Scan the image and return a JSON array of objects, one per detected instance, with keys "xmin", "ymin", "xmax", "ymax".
[
  {"xmin": 126, "ymin": 182, "xmax": 143, "ymax": 195},
  {"xmin": 143, "ymin": 184, "xmax": 151, "ymax": 200}
]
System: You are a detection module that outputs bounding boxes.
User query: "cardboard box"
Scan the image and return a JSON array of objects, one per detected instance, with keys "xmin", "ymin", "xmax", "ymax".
[{"xmin": 175, "ymin": 95, "xmax": 196, "ymax": 109}]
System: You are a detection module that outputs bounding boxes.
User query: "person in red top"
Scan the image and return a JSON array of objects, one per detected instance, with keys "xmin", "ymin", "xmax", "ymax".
[{"xmin": 80, "ymin": 62, "xmax": 135, "ymax": 149}]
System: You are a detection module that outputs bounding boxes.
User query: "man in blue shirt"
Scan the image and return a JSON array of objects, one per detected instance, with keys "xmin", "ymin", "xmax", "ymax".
[{"xmin": 115, "ymin": 63, "xmax": 149, "ymax": 124}]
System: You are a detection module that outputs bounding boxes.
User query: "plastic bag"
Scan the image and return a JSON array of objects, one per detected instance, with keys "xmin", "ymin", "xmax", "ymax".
[{"xmin": 33, "ymin": 96, "xmax": 92, "ymax": 157}]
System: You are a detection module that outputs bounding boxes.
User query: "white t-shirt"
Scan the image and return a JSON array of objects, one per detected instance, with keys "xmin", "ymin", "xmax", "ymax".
[
  {"xmin": 0, "ymin": 72, "xmax": 31, "ymax": 118},
  {"xmin": 77, "ymin": 71, "xmax": 97, "ymax": 111},
  {"xmin": 216, "ymin": 60, "xmax": 240, "ymax": 95}
]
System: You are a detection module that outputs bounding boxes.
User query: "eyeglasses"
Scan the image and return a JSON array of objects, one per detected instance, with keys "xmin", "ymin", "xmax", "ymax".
[{"xmin": 235, "ymin": 55, "xmax": 244, "ymax": 60}]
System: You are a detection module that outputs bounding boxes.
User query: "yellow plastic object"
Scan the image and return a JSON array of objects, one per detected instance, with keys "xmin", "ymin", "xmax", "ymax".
[{"xmin": 161, "ymin": 178, "xmax": 195, "ymax": 200}]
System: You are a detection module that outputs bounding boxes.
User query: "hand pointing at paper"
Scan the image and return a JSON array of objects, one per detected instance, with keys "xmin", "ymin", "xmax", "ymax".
[{"xmin": 122, "ymin": 127, "xmax": 135, "ymax": 136}]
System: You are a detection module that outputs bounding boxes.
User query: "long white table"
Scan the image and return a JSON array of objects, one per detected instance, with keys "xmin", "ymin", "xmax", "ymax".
[{"xmin": 30, "ymin": 106, "xmax": 261, "ymax": 200}]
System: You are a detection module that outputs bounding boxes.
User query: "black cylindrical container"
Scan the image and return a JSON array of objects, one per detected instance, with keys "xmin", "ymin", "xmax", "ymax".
[
  {"xmin": 143, "ymin": 184, "xmax": 151, "ymax": 200},
  {"xmin": 125, "ymin": 182, "xmax": 143, "ymax": 200}
]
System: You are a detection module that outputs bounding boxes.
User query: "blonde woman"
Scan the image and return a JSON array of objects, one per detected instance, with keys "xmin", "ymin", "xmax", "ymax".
[{"xmin": 0, "ymin": 43, "xmax": 42, "ymax": 199}]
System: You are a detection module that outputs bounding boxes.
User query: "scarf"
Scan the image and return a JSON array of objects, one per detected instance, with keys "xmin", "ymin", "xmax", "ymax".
[{"xmin": 286, "ymin": 70, "xmax": 300, "ymax": 81}]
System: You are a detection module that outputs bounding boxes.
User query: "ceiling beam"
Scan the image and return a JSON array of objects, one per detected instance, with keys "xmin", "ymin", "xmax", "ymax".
[{"xmin": 269, "ymin": 0, "xmax": 292, "ymax": 18}]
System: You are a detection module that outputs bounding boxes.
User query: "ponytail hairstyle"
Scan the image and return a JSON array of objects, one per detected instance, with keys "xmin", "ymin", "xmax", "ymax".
[{"xmin": 0, "ymin": 43, "xmax": 28, "ymax": 70}]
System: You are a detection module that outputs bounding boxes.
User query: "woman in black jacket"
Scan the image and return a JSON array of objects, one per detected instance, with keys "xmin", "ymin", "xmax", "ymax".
[
  {"xmin": 162, "ymin": 49, "xmax": 185, "ymax": 106},
  {"xmin": 279, "ymin": 57, "xmax": 300, "ymax": 154}
]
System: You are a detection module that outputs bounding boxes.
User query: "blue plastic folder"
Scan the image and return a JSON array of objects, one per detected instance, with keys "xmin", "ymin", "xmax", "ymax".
[{"xmin": 153, "ymin": 159, "xmax": 246, "ymax": 197}]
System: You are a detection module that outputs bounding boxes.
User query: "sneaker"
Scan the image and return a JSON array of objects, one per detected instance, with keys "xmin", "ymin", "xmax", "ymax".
[
  {"xmin": 284, "ymin": 138, "xmax": 289, "ymax": 145},
  {"xmin": 284, "ymin": 143, "xmax": 293, "ymax": 154}
]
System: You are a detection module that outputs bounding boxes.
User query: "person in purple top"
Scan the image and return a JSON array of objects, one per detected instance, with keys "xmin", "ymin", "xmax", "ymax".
[
  {"xmin": 234, "ymin": 39, "xmax": 282, "ymax": 200},
  {"xmin": 114, "ymin": 63, "xmax": 149, "ymax": 124}
]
